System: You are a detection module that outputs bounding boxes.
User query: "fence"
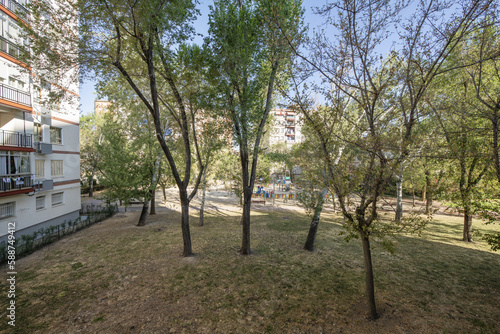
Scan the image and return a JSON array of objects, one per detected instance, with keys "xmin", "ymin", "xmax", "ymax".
[
  {"xmin": 252, "ymin": 192, "xmax": 336, "ymax": 201},
  {"xmin": 0, "ymin": 203, "xmax": 118, "ymax": 264}
]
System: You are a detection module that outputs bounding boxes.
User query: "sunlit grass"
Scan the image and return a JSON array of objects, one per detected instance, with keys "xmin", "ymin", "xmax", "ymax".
[{"xmin": 0, "ymin": 206, "xmax": 499, "ymax": 333}]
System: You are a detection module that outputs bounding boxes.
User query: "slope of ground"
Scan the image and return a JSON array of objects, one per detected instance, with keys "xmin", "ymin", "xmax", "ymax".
[{"xmin": 1, "ymin": 189, "xmax": 499, "ymax": 333}]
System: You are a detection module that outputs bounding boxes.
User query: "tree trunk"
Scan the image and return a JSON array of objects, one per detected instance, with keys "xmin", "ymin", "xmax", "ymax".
[
  {"xmin": 463, "ymin": 207, "xmax": 473, "ymax": 242},
  {"xmin": 411, "ymin": 177, "xmax": 415, "ymax": 208},
  {"xmin": 304, "ymin": 218, "xmax": 319, "ymax": 252},
  {"xmin": 88, "ymin": 170, "xmax": 95, "ymax": 197},
  {"xmin": 360, "ymin": 228, "xmax": 379, "ymax": 320},
  {"xmin": 425, "ymin": 193, "xmax": 433, "ymax": 215},
  {"xmin": 424, "ymin": 170, "xmax": 432, "ymax": 214},
  {"xmin": 180, "ymin": 192, "xmax": 193, "ymax": 256},
  {"xmin": 137, "ymin": 201, "xmax": 149, "ymax": 226},
  {"xmin": 149, "ymin": 155, "xmax": 161, "ymax": 215},
  {"xmin": 150, "ymin": 190, "xmax": 156, "ymax": 215},
  {"xmin": 199, "ymin": 167, "xmax": 207, "ymax": 226},
  {"xmin": 395, "ymin": 172, "xmax": 403, "ymax": 222},
  {"xmin": 240, "ymin": 187, "xmax": 252, "ymax": 255},
  {"xmin": 304, "ymin": 188, "xmax": 328, "ymax": 251},
  {"xmin": 162, "ymin": 184, "xmax": 167, "ymax": 202}
]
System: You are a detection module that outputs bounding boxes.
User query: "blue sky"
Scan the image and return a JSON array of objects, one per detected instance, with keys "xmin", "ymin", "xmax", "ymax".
[{"xmin": 78, "ymin": 0, "xmax": 330, "ymax": 115}]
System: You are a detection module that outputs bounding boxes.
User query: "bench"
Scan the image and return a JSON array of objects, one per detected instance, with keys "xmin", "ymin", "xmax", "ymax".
[{"xmin": 251, "ymin": 200, "xmax": 266, "ymax": 204}]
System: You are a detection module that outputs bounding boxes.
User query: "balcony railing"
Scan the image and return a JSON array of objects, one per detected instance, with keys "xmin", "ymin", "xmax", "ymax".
[
  {"xmin": 0, "ymin": 130, "xmax": 33, "ymax": 148},
  {"xmin": 0, "ymin": 173, "xmax": 34, "ymax": 192},
  {"xmin": 0, "ymin": 35, "xmax": 29, "ymax": 60},
  {"xmin": 0, "ymin": 83, "xmax": 31, "ymax": 106},
  {"xmin": 0, "ymin": 0, "xmax": 30, "ymax": 23}
]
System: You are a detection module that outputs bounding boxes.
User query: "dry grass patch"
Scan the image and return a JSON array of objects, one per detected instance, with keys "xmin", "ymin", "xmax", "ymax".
[{"xmin": 0, "ymin": 205, "xmax": 499, "ymax": 333}]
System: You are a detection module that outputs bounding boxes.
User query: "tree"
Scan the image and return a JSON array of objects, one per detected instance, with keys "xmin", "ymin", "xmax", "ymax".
[
  {"xmin": 282, "ymin": 0, "xmax": 493, "ymax": 319},
  {"xmin": 206, "ymin": 0, "xmax": 304, "ymax": 255},
  {"xmin": 80, "ymin": 113, "xmax": 105, "ymax": 198},
  {"xmin": 22, "ymin": 0, "xmax": 205, "ymax": 256},
  {"xmin": 196, "ymin": 111, "xmax": 229, "ymax": 226},
  {"xmin": 35, "ymin": 0, "xmax": 204, "ymax": 256},
  {"xmin": 428, "ymin": 50, "xmax": 492, "ymax": 242},
  {"xmin": 95, "ymin": 103, "xmax": 163, "ymax": 227},
  {"xmin": 292, "ymin": 134, "xmax": 332, "ymax": 251}
]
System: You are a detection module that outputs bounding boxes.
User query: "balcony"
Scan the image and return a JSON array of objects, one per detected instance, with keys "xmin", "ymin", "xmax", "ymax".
[
  {"xmin": 0, "ymin": 173, "xmax": 34, "ymax": 192},
  {"xmin": 0, "ymin": 83, "xmax": 31, "ymax": 107},
  {"xmin": 0, "ymin": 0, "xmax": 30, "ymax": 23},
  {"xmin": 0, "ymin": 129, "xmax": 32, "ymax": 148}
]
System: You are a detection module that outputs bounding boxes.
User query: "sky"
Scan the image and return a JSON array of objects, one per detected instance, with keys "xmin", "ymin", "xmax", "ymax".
[{"xmin": 78, "ymin": 0, "xmax": 331, "ymax": 115}]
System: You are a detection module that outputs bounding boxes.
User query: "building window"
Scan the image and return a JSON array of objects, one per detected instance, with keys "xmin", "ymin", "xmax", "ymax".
[
  {"xmin": 52, "ymin": 192, "xmax": 63, "ymax": 206},
  {"xmin": 35, "ymin": 160, "xmax": 44, "ymax": 178},
  {"xmin": 34, "ymin": 123, "xmax": 42, "ymax": 142},
  {"xmin": 36, "ymin": 196, "xmax": 45, "ymax": 210},
  {"xmin": 0, "ymin": 151, "xmax": 30, "ymax": 175},
  {"xmin": 51, "ymin": 160, "xmax": 63, "ymax": 177},
  {"xmin": 0, "ymin": 202, "xmax": 15, "ymax": 219},
  {"xmin": 50, "ymin": 126, "xmax": 62, "ymax": 144}
]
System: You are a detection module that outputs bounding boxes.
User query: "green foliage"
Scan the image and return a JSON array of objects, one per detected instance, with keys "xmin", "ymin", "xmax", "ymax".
[{"xmin": 483, "ymin": 232, "xmax": 500, "ymax": 251}]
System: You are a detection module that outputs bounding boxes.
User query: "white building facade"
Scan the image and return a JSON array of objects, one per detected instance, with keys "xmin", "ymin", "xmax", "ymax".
[
  {"xmin": 0, "ymin": 0, "xmax": 80, "ymax": 243},
  {"xmin": 268, "ymin": 109, "xmax": 304, "ymax": 148}
]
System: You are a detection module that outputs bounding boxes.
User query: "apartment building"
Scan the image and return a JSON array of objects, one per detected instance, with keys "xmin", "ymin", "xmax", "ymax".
[
  {"xmin": 0, "ymin": 0, "xmax": 80, "ymax": 243},
  {"xmin": 268, "ymin": 109, "xmax": 304, "ymax": 148}
]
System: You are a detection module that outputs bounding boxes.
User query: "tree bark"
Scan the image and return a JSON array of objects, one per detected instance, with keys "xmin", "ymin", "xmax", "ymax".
[
  {"xmin": 304, "ymin": 188, "xmax": 328, "ymax": 251},
  {"xmin": 88, "ymin": 170, "xmax": 95, "ymax": 197},
  {"xmin": 150, "ymin": 190, "xmax": 156, "ymax": 215},
  {"xmin": 149, "ymin": 155, "xmax": 162, "ymax": 215},
  {"xmin": 304, "ymin": 218, "xmax": 319, "ymax": 252},
  {"xmin": 240, "ymin": 187, "xmax": 252, "ymax": 255},
  {"xmin": 463, "ymin": 206, "xmax": 473, "ymax": 242},
  {"xmin": 199, "ymin": 167, "xmax": 207, "ymax": 226},
  {"xmin": 425, "ymin": 170, "xmax": 432, "ymax": 214},
  {"xmin": 180, "ymin": 191, "xmax": 193, "ymax": 256},
  {"xmin": 137, "ymin": 201, "xmax": 149, "ymax": 226},
  {"xmin": 162, "ymin": 184, "xmax": 167, "ymax": 202},
  {"xmin": 395, "ymin": 172, "xmax": 403, "ymax": 222},
  {"xmin": 360, "ymin": 228, "xmax": 379, "ymax": 320}
]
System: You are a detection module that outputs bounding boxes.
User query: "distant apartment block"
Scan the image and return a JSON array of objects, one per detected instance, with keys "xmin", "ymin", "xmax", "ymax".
[
  {"xmin": 268, "ymin": 109, "xmax": 303, "ymax": 148},
  {"xmin": 0, "ymin": 0, "xmax": 80, "ymax": 243},
  {"xmin": 94, "ymin": 100, "xmax": 112, "ymax": 117}
]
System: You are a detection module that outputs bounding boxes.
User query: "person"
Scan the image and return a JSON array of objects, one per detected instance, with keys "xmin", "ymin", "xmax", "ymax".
[{"xmin": 10, "ymin": 156, "xmax": 16, "ymax": 175}]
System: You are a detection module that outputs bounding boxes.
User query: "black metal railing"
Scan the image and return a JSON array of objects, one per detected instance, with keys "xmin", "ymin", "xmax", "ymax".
[
  {"xmin": 0, "ymin": 130, "xmax": 33, "ymax": 147},
  {"xmin": 0, "ymin": 0, "xmax": 30, "ymax": 23},
  {"xmin": 0, "ymin": 173, "xmax": 34, "ymax": 191},
  {"xmin": 0, "ymin": 83, "xmax": 31, "ymax": 106},
  {"xmin": 0, "ymin": 35, "xmax": 29, "ymax": 60}
]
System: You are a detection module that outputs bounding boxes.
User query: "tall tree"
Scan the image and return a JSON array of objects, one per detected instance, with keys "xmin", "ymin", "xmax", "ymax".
[
  {"xmin": 80, "ymin": 113, "xmax": 105, "ymax": 198},
  {"xmin": 206, "ymin": 0, "xmax": 304, "ymax": 255},
  {"xmin": 283, "ymin": 0, "xmax": 493, "ymax": 319},
  {"xmin": 23, "ymin": 0, "xmax": 208, "ymax": 256}
]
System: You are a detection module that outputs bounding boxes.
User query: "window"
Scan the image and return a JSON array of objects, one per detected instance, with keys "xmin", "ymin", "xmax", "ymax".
[
  {"xmin": 0, "ymin": 202, "xmax": 15, "ymax": 219},
  {"xmin": 34, "ymin": 123, "xmax": 42, "ymax": 142},
  {"xmin": 52, "ymin": 192, "xmax": 63, "ymax": 206},
  {"xmin": 50, "ymin": 126, "xmax": 61, "ymax": 144},
  {"xmin": 0, "ymin": 151, "xmax": 30, "ymax": 175},
  {"xmin": 35, "ymin": 160, "xmax": 44, "ymax": 178},
  {"xmin": 51, "ymin": 160, "xmax": 63, "ymax": 177},
  {"xmin": 36, "ymin": 196, "xmax": 45, "ymax": 210}
]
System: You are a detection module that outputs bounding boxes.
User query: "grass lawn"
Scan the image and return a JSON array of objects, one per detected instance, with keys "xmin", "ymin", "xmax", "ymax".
[{"xmin": 1, "ymin": 204, "xmax": 499, "ymax": 333}]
